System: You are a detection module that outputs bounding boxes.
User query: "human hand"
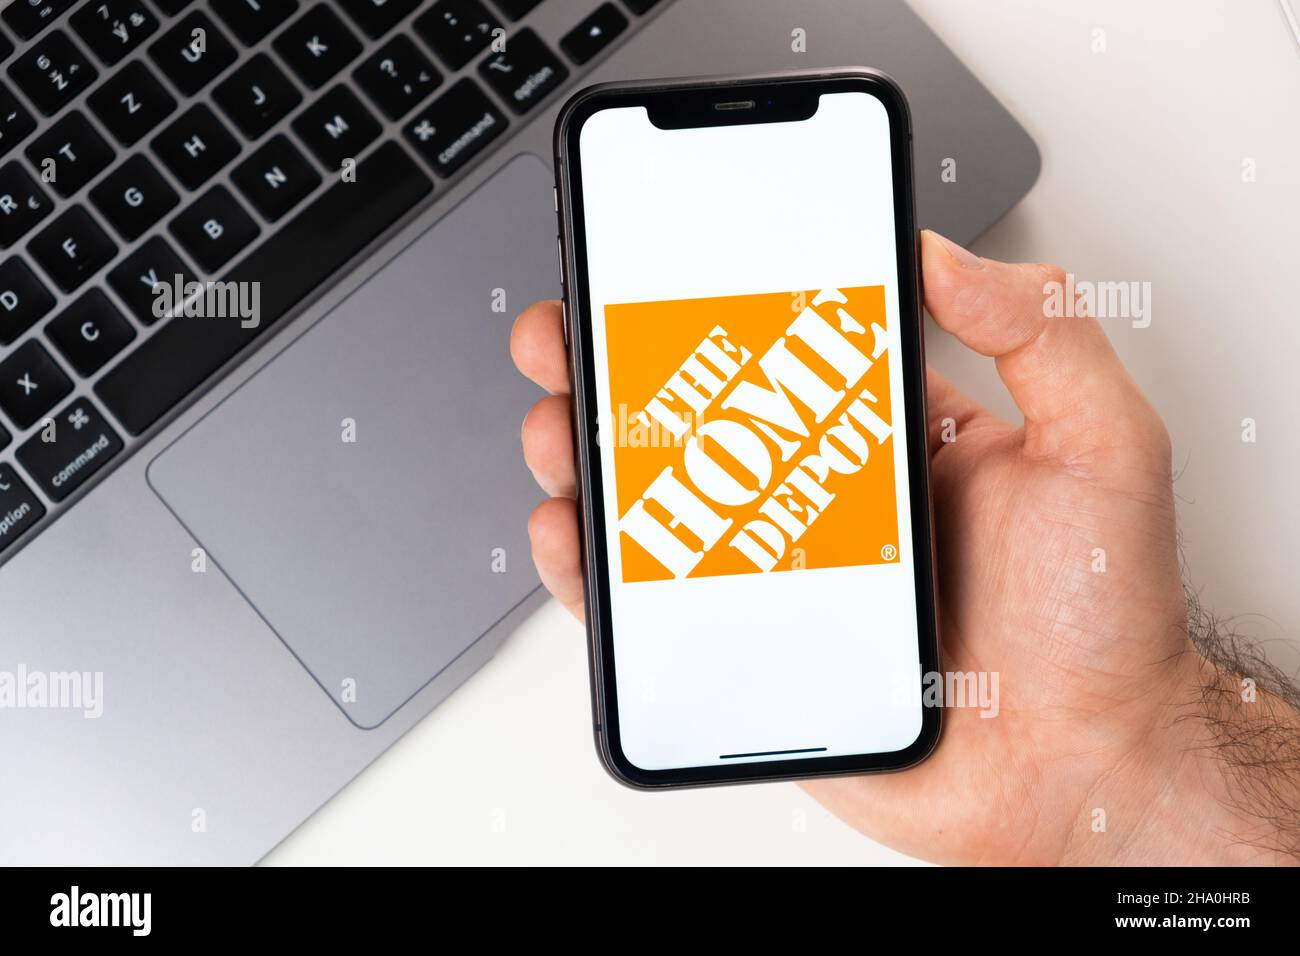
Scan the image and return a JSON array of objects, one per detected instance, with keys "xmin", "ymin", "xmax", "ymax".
[{"xmin": 510, "ymin": 231, "xmax": 1296, "ymax": 865}]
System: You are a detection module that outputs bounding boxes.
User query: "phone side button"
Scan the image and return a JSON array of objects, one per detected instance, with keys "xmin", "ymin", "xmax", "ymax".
[{"xmin": 561, "ymin": 298, "xmax": 570, "ymax": 346}]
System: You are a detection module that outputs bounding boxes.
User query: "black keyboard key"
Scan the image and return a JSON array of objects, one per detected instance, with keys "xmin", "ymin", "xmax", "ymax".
[
  {"xmin": 291, "ymin": 85, "xmax": 379, "ymax": 170},
  {"xmin": 0, "ymin": 82, "xmax": 38, "ymax": 158},
  {"xmin": 0, "ymin": 160, "xmax": 53, "ymax": 247},
  {"xmin": 17, "ymin": 398, "xmax": 123, "ymax": 501},
  {"xmin": 106, "ymin": 235, "xmax": 195, "ymax": 324},
  {"xmin": 89, "ymin": 154, "xmax": 179, "ymax": 240},
  {"xmin": 213, "ymin": 53, "xmax": 301, "ymax": 138},
  {"xmin": 488, "ymin": 0, "xmax": 541, "ymax": 20},
  {"xmin": 71, "ymin": 0, "xmax": 160, "ymax": 66},
  {"xmin": 0, "ymin": 339, "xmax": 72, "ymax": 428},
  {"xmin": 354, "ymin": 34, "xmax": 442, "ymax": 120},
  {"xmin": 404, "ymin": 77, "xmax": 505, "ymax": 176},
  {"xmin": 151, "ymin": 103, "xmax": 239, "ymax": 189},
  {"xmin": 169, "ymin": 185, "xmax": 260, "ymax": 271},
  {"xmin": 24, "ymin": 111, "xmax": 116, "ymax": 198},
  {"xmin": 8, "ymin": 31, "xmax": 99, "ymax": 116},
  {"xmin": 414, "ymin": 0, "xmax": 500, "ymax": 71},
  {"xmin": 28, "ymin": 205, "xmax": 118, "ymax": 292},
  {"xmin": 560, "ymin": 3, "xmax": 627, "ymax": 65},
  {"xmin": 0, "ymin": 422, "xmax": 7, "ymax": 450},
  {"xmin": 0, "ymin": 258, "xmax": 55, "ymax": 345},
  {"xmin": 0, "ymin": 31, "xmax": 9, "ymax": 63},
  {"xmin": 2, "ymin": 0, "xmax": 78, "ymax": 41},
  {"xmin": 87, "ymin": 61, "xmax": 177, "ymax": 146},
  {"xmin": 622, "ymin": 0, "xmax": 659, "ymax": 13},
  {"xmin": 273, "ymin": 4, "xmax": 362, "ymax": 89},
  {"xmin": 477, "ymin": 29, "xmax": 566, "ymax": 114},
  {"xmin": 150, "ymin": 0, "xmax": 195, "ymax": 14},
  {"xmin": 0, "ymin": 463, "xmax": 46, "ymax": 556},
  {"xmin": 339, "ymin": 0, "xmax": 420, "ymax": 38},
  {"xmin": 212, "ymin": 0, "xmax": 299, "ymax": 45},
  {"xmin": 46, "ymin": 288, "xmax": 137, "ymax": 376},
  {"xmin": 231, "ymin": 134, "xmax": 320, "ymax": 221},
  {"xmin": 148, "ymin": 12, "xmax": 237, "ymax": 96},
  {"xmin": 97, "ymin": 141, "xmax": 431, "ymax": 435}
]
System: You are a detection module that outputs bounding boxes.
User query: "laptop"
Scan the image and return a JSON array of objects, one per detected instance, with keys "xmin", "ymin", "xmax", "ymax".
[{"xmin": 0, "ymin": 0, "xmax": 1038, "ymax": 864}]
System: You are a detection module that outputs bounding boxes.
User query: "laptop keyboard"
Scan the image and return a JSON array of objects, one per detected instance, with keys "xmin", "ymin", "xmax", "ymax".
[{"xmin": 0, "ymin": 0, "xmax": 663, "ymax": 563}]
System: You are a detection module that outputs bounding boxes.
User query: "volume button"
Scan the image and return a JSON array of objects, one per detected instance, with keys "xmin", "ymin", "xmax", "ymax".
[{"xmin": 561, "ymin": 298, "xmax": 570, "ymax": 346}]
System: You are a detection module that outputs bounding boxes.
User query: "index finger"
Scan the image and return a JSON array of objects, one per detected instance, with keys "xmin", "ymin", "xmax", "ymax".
[{"xmin": 510, "ymin": 299, "xmax": 570, "ymax": 395}]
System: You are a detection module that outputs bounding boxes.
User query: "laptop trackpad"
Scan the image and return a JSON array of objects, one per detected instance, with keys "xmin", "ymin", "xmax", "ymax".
[{"xmin": 148, "ymin": 155, "xmax": 554, "ymax": 729}]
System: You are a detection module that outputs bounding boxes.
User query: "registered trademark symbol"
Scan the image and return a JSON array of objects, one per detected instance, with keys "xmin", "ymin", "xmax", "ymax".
[{"xmin": 881, "ymin": 544, "xmax": 897, "ymax": 561}]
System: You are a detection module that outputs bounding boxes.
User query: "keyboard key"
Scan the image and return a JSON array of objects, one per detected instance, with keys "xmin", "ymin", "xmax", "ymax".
[
  {"xmin": 150, "ymin": 0, "xmax": 195, "ymax": 13},
  {"xmin": 87, "ymin": 61, "xmax": 177, "ymax": 146},
  {"xmin": 273, "ymin": 4, "xmax": 362, "ymax": 89},
  {"xmin": 2, "ymin": 0, "xmax": 78, "ymax": 41},
  {"xmin": 17, "ymin": 398, "xmax": 123, "ymax": 501},
  {"xmin": 169, "ymin": 185, "xmax": 260, "ymax": 271},
  {"xmin": 0, "ymin": 258, "xmax": 56, "ymax": 345},
  {"xmin": 291, "ymin": 85, "xmax": 379, "ymax": 170},
  {"xmin": 24, "ymin": 112, "xmax": 116, "ymax": 198},
  {"xmin": 404, "ymin": 77, "xmax": 505, "ymax": 176},
  {"xmin": 148, "ymin": 12, "xmax": 237, "ymax": 96},
  {"xmin": 151, "ymin": 103, "xmax": 239, "ymax": 190},
  {"xmin": 89, "ymin": 154, "xmax": 179, "ymax": 240},
  {"xmin": 477, "ymin": 29, "xmax": 567, "ymax": 114},
  {"xmin": 560, "ymin": 3, "xmax": 627, "ymax": 65},
  {"xmin": 213, "ymin": 53, "xmax": 301, "ymax": 138},
  {"xmin": 0, "ymin": 463, "xmax": 46, "ymax": 557},
  {"xmin": 339, "ymin": 0, "xmax": 420, "ymax": 38},
  {"xmin": 622, "ymin": 0, "xmax": 660, "ymax": 13},
  {"xmin": 0, "ymin": 339, "xmax": 72, "ymax": 428},
  {"xmin": 71, "ymin": 0, "xmax": 160, "ymax": 66},
  {"xmin": 212, "ymin": 0, "xmax": 299, "ymax": 45},
  {"xmin": 231, "ymin": 134, "xmax": 320, "ymax": 221},
  {"xmin": 0, "ymin": 82, "xmax": 38, "ymax": 158},
  {"xmin": 107, "ymin": 235, "xmax": 195, "ymax": 324},
  {"xmin": 46, "ymin": 289, "xmax": 137, "ymax": 376},
  {"xmin": 97, "ymin": 142, "xmax": 431, "ymax": 435},
  {"xmin": 28, "ymin": 206, "xmax": 118, "ymax": 293},
  {"xmin": 0, "ymin": 161, "xmax": 53, "ymax": 248},
  {"xmin": 0, "ymin": 31, "xmax": 9, "ymax": 63},
  {"xmin": 414, "ymin": 0, "xmax": 500, "ymax": 71},
  {"xmin": 0, "ymin": 422, "xmax": 7, "ymax": 450},
  {"xmin": 8, "ymin": 31, "xmax": 99, "ymax": 116},
  {"xmin": 488, "ymin": 0, "xmax": 542, "ymax": 20},
  {"xmin": 354, "ymin": 34, "xmax": 442, "ymax": 120}
]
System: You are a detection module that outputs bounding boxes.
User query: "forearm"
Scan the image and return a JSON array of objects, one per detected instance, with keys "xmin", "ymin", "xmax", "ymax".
[{"xmin": 1067, "ymin": 600, "xmax": 1300, "ymax": 866}]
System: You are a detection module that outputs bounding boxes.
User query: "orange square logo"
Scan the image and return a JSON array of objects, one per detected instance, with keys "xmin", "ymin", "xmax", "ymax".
[{"xmin": 604, "ymin": 286, "xmax": 900, "ymax": 583}]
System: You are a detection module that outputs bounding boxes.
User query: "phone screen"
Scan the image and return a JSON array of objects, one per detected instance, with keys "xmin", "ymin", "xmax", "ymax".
[{"xmin": 573, "ymin": 87, "xmax": 931, "ymax": 777}]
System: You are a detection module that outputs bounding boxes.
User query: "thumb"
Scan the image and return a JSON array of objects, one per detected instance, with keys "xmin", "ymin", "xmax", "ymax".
[{"xmin": 920, "ymin": 230, "xmax": 1167, "ymax": 467}]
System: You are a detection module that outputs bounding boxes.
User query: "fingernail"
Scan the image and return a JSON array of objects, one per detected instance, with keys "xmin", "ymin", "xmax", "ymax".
[{"xmin": 931, "ymin": 230, "xmax": 985, "ymax": 270}]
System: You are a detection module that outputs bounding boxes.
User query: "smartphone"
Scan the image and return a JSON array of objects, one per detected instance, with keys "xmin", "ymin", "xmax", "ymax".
[{"xmin": 553, "ymin": 69, "xmax": 940, "ymax": 788}]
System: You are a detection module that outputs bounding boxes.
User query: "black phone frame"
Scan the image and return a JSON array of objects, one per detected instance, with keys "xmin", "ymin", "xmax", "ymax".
[{"xmin": 553, "ymin": 69, "xmax": 941, "ymax": 789}]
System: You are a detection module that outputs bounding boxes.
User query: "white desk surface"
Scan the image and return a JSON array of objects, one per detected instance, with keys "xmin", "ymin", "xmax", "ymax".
[{"xmin": 265, "ymin": 0, "xmax": 1300, "ymax": 865}]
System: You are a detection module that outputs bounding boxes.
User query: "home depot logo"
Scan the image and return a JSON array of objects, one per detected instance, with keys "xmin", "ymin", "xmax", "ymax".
[{"xmin": 605, "ymin": 286, "xmax": 899, "ymax": 582}]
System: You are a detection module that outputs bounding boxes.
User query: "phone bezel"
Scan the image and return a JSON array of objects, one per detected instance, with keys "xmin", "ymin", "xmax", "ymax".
[{"xmin": 554, "ymin": 69, "xmax": 941, "ymax": 789}]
